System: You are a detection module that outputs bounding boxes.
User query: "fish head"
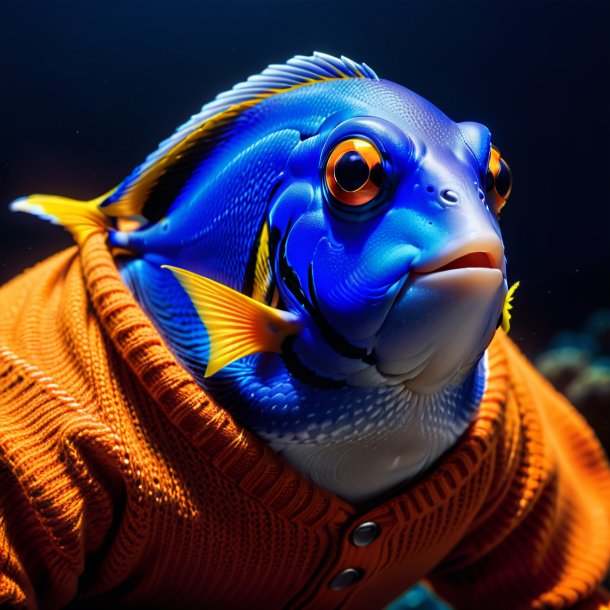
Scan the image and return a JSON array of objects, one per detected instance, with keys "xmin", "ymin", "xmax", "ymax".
[{"xmin": 269, "ymin": 79, "xmax": 511, "ymax": 393}]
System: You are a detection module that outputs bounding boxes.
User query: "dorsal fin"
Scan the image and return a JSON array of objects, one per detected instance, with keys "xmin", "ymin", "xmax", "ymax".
[
  {"xmin": 102, "ymin": 106, "xmax": 242, "ymax": 222},
  {"xmin": 101, "ymin": 53, "xmax": 378, "ymax": 221}
]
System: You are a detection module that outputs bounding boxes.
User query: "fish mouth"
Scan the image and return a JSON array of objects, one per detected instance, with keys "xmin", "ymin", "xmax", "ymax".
[
  {"xmin": 406, "ymin": 250, "xmax": 502, "ymax": 288},
  {"xmin": 411, "ymin": 234, "xmax": 505, "ymax": 275},
  {"xmin": 367, "ymin": 240, "xmax": 506, "ymax": 393},
  {"xmin": 419, "ymin": 251, "xmax": 495, "ymax": 273}
]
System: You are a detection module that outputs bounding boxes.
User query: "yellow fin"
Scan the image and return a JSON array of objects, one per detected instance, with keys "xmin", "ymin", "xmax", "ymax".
[
  {"xmin": 10, "ymin": 188, "xmax": 116, "ymax": 246},
  {"xmin": 162, "ymin": 265, "xmax": 301, "ymax": 377},
  {"xmin": 252, "ymin": 221, "xmax": 272, "ymax": 303},
  {"xmin": 501, "ymin": 281, "xmax": 520, "ymax": 333}
]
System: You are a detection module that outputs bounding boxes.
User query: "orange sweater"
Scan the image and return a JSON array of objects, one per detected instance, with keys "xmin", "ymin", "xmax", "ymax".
[{"xmin": 1, "ymin": 233, "xmax": 610, "ymax": 610}]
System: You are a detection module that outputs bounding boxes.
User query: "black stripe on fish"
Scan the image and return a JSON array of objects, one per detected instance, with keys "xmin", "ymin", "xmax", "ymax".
[
  {"xmin": 281, "ymin": 336, "xmax": 346, "ymax": 389},
  {"xmin": 242, "ymin": 177, "xmax": 284, "ymax": 302},
  {"xmin": 306, "ymin": 264, "xmax": 374, "ymax": 361},
  {"xmin": 243, "ymin": 217, "xmax": 272, "ymax": 302},
  {"xmin": 277, "ymin": 227, "xmax": 372, "ymax": 362},
  {"xmin": 141, "ymin": 121, "xmax": 234, "ymax": 222}
]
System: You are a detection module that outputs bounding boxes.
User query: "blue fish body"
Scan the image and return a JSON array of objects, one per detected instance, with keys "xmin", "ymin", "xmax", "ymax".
[{"xmin": 12, "ymin": 54, "xmax": 512, "ymax": 502}]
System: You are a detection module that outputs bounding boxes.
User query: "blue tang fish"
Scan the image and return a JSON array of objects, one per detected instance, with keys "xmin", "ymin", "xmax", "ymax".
[{"xmin": 11, "ymin": 53, "xmax": 516, "ymax": 504}]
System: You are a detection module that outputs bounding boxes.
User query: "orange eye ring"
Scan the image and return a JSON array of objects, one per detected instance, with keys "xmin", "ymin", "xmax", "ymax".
[
  {"xmin": 325, "ymin": 138, "xmax": 383, "ymax": 206},
  {"xmin": 485, "ymin": 144, "xmax": 512, "ymax": 216}
]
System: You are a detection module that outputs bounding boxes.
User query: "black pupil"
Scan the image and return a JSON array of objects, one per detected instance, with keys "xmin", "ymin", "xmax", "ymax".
[
  {"xmin": 485, "ymin": 170, "xmax": 495, "ymax": 192},
  {"xmin": 495, "ymin": 158, "xmax": 512, "ymax": 198},
  {"xmin": 335, "ymin": 151, "xmax": 370, "ymax": 191}
]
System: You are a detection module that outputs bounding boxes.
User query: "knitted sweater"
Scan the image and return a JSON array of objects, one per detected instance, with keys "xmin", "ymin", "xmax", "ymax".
[{"xmin": 1, "ymin": 233, "xmax": 610, "ymax": 610}]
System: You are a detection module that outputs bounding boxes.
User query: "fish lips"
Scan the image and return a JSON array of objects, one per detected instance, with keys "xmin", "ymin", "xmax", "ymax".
[{"xmin": 372, "ymin": 266, "xmax": 506, "ymax": 393}]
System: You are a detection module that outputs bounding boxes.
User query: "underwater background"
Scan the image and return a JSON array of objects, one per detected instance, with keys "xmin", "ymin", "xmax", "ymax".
[
  {"xmin": 1, "ymin": 1, "xmax": 609, "ymax": 607},
  {"xmin": 2, "ymin": 0, "xmax": 609, "ymax": 356}
]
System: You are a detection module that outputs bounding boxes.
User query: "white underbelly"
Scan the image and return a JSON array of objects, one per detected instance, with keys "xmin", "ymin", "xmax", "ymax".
[{"xmin": 269, "ymin": 353, "xmax": 488, "ymax": 505}]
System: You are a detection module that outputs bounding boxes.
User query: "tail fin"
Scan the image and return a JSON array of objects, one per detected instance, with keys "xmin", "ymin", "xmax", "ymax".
[{"xmin": 10, "ymin": 189, "xmax": 115, "ymax": 246}]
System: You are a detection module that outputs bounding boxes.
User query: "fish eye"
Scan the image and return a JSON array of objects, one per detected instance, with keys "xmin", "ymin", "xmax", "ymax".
[
  {"xmin": 325, "ymin": 138, "xmax": 383, "ymax": 206},
  {"xmin": 485, "ymin": 144, "xmax": 512, "ymax": 215}
]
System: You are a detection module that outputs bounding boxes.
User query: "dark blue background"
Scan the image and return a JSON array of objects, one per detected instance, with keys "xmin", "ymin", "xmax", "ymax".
[{"xmin": 1, "ymin": 0, "xmax": 609, "ymax": 356}]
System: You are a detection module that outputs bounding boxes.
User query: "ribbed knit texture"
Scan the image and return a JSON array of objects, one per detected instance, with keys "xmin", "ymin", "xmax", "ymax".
[{"xmin": 1, "ymin": 233, "xmax": 609, "ymax": 610}]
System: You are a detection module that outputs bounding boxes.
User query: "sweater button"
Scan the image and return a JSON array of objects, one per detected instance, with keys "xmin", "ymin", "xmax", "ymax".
[
  {"xmin": 328, "ymin": 568, "xmax": 364, "ymax": 590},
  {"xmin": 351, "ymin": 521, "xmax": 381, "ymax": 547}
]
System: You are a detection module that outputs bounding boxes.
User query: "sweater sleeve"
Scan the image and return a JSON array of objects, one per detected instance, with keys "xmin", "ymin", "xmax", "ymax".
[
  {"xmin": 575, "ymin": 590, "xmax": 610, "ymax": 609},
  {"xmin": 0, "ymin": 347, "xmax": 120, "ymax": 610},
  {"xmin": 0, "ymin": 251, "xmax": 128, "ymax": 610},
  {"xmin": 427, "ymin": 336, "xmax": 610, "ymax": 610},
  {"xmin": 0, "ymin": 470, "xmax": 36, "ymax": 610}
]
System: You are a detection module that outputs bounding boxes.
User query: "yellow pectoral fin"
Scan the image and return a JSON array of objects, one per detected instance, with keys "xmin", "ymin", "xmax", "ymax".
[
  {"xmin": 501, "ymin": 281, "xmax": 520, "ymax": 333},
  {"xmin": 162, "ymin": 265, "xmax": 301, "ymax": 377},
  {"xmin": 10, "ymin": 188, "xmax": 116, "ymax": 246}
]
